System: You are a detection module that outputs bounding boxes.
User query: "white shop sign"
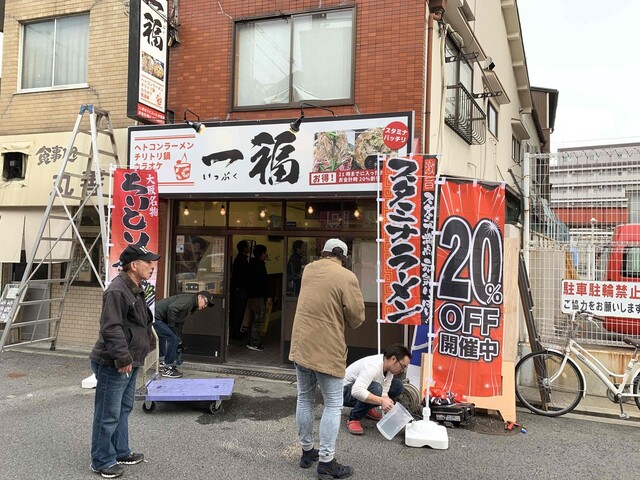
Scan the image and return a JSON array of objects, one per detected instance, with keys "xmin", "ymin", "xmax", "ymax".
[{"xmin": 128, "ymin": 112, "xmax": 413, "ymax": 194}]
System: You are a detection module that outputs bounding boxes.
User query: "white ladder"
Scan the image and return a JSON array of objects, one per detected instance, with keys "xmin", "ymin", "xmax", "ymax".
[{"xmin": 0, "ymin": 105, "xmax": 121, "ymax": 356}]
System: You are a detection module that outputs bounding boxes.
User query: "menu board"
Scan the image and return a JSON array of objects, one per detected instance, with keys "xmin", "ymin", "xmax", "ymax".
[{"xmin": 0, "ymin": 283, "xmax": 21, "ymax": 324}]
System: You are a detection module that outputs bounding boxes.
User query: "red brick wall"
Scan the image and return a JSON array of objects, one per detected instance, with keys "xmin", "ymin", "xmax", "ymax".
[{"xmin": 167, "ymin": 0, "xmax": 426, "ymax": 141}]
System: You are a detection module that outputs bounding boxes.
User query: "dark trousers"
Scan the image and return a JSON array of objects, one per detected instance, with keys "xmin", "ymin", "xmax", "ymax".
[
  {"xmin": 230, "ymin": 290, "xmax": 247, "ymax": 337},
  {"xmin": 153, "ymin": 321, "xmax": 179, "ymax": 365},
  {"xmin": 343, "ymin": 377, "xmax": 405, "ymax": 421}
]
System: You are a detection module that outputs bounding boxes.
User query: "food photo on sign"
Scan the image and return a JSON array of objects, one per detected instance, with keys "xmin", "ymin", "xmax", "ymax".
[{"xmin": 312, "ymin": 127, "xmax": 392, "ymax": 172}]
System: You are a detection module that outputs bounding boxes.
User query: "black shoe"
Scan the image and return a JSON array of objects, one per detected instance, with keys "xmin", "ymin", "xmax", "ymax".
[
  {"xmin": 246, "ymin": 343, "xmax": 265, "ymax": 351},
  {"xmin": 161, "ymin": 366, "xmax": 183, "ymax": 378},
  {"xmin": 300, "ymin": 448, "xmax": 319, "ymax": 468},
  {"xmin": 90, "ymin": 464, "xmax": 124, "ymax": 478},
  {"xmin": 317, "ymin": 459, "xmax": 353, "ymax": 479},
  {"xmin": 117, "ymin": 452, "xmax": 144, "ymax": 464}
]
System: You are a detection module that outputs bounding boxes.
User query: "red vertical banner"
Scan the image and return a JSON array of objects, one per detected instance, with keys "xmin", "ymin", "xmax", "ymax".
[
  {"xmin": 433, "ymin": 180, "xmax": 505, "ymax": 396},
  {"xmin": 109, "ymin": 169, "xmax": 159, "ymax": 304},
  {"xmin": 381, "ymin": 155, "xmax": 438, "ymax": 325}
]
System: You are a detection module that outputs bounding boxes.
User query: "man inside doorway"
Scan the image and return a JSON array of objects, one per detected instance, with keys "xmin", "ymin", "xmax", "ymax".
[
  {"xmin": 230, "ymin": 240, "xmax": 250, "ymax": 339},
  {"xmin": 246, "ymin": 244, "xmax": 272, "ymax": 351},
  {"xmin": 286, "ymin": 240, "xmax": 307, "ymax": 296}
]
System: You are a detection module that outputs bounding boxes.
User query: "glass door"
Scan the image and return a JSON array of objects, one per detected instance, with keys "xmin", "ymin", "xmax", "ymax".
[{"xmin": 173, "ymin": 234, "xmax": 227, "ymax": 363}]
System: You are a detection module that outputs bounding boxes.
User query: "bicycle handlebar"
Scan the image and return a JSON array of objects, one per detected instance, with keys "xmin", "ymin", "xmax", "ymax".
[{"xmin": 570, "ymin": 309, "xmax": 602, "ymax": 328}]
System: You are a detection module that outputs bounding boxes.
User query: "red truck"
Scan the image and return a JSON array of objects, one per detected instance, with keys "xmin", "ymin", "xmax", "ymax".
[{"xmin": 604, "ymin": 223, "xmax": 640, "ymax": 335}]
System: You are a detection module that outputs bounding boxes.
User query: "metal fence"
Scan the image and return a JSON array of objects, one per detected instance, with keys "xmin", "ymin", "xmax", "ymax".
[{"xmin": 524, "ymin": 145, "xmax": 640, "ymax": 347}]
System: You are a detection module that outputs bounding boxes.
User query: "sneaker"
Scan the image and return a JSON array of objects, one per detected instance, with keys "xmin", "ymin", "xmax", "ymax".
[
  {"xmin": 317, "ymin": 459, "xmax": 354, "ymax": 480},
  {"xmin": 161, "ymin": 366, "xmax": 183, "ymax": 378},
  {"xmin": 90, "ymin": 464, "xmax": 124, "ymax": 478},
  {"xmin": 300, "ymin": 448, "xmax": 319, "ymax": 468},
  {"xmin": 246, "ymin": 343, "xmax": 265, "ymax": 351},
  {"xmin": 116, "ymin": 452, "xmax": 144, "ymax": 465},
  {"xmin": 366, "ymin": 407, "xmax": 383, "ymax": 421},
  {"xmin": 347, "ymin": 419, "xmax": 364, "ymax": 435}
]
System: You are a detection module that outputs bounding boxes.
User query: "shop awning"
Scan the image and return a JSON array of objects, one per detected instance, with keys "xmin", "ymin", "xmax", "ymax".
[
  {"xmin": 0, "ymin": 208, "xmax": 72, "ymax": 263},
  {"xmin": 24, "ymin": 208, "xmax": 73, "ymax": 261},
  {"xmin": 0, "ymin": 210, "xmax": 25, "ymax": 262}
]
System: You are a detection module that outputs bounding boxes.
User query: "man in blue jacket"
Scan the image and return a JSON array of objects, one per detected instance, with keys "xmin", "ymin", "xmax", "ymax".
[
  {"xmin": 154, "ymin": 290, "xmax": 214, "ymax": 377},
  {"xmin": 89, "ymin": 244, "xmax": 160, "ymax": 478}
]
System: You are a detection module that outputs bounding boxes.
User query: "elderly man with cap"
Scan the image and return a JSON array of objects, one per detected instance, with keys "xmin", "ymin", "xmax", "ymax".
[
  {"xmin": 153, "ymin": 290, "xmax": 214, "ymax": 377},
  {"xmin": 89, "ymin": 244, "xmax": 160, "ymax": 478},
  {"xmin": 289, "ymin": 238, "xmax": 365, "ymax": 480}
]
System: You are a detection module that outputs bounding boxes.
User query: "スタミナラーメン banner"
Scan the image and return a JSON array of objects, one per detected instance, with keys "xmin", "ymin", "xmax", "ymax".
[
  {"xmin": 433, "ymin": 179, "xmax": 505, "ymax": 396},
  {"xmin": 109, "ymin": 169, "xmax": 159, "ymax": 306},
  {"xmin": 380, "ymin": 154, "xmax": 438, "ymax": 325}
]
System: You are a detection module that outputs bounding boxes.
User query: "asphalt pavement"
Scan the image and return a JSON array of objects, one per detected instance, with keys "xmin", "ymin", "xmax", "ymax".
[{"xmin": 1, "ymin": 348, "xmax": 639, "ymax": 480}]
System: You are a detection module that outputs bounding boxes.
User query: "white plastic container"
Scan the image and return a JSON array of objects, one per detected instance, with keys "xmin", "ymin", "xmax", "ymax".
[{"xmin": 376, "ymin": 402, "xmax": 413, "ymax": 440}]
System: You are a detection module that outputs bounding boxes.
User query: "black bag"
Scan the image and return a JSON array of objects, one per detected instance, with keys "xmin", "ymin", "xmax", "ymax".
[{"xmin": 430, "ymin": 403, "xmax": 475, "ymax": 427}]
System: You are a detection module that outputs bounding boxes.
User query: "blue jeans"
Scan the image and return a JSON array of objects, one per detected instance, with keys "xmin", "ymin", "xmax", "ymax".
[
  {"xmin": 154, "ymin": 321, "xmax": 179, "ymax": 365},
  {"xmin": 343, "ymin": 377, "xmax": 404, "ymax": 421},
  {"xmin": 295, "ymin": 363, "xmax": 343, "ymax": 463},
  {"xmin": 90, "ymin": 361, "xmax": 139, "ymax": 470}
]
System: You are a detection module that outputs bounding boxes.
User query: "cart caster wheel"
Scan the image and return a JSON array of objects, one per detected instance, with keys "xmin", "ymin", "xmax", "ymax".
[
  {"xmin": 142, "ymin": 401, "xmax": 156, "ymax": 413},
  {"xmin": 209, "ymin": 400, "xmax": 222, "ymax": 415}
]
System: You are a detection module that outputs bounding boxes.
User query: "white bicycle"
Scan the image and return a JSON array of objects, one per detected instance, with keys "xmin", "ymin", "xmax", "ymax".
[{"xmin": 515, "ymin": 309, "xmax": 640, "ymax": 418}]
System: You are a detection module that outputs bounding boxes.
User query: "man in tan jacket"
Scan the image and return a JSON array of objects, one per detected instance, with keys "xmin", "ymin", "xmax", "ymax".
[{"xmin": 289, "ymin": 238, "xmax": 365, "ymax": 480}]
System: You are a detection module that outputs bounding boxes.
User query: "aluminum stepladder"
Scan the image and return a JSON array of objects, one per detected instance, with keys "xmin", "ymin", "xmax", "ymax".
[{"xmin": 0, "ymin": 105, "xmax": 121, "ymax": 357}]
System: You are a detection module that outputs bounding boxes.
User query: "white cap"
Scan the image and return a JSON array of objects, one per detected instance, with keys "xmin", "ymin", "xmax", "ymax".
[{"xmin": 322, "ymin": 238, "xmax": 348, "ymax": 257}]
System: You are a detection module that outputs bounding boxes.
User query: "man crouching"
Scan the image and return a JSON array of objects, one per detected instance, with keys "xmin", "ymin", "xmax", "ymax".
[{"xmin": 343, "ymin": 344, "xmax": 411, "ymax": 435}]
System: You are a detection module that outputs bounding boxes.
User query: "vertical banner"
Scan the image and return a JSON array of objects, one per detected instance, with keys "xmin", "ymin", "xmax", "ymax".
[
  {"xmin": 109, "ymin": 169, "xmax": 159, "ymax": 306},
  {"xmin": 380, "ymin": 154, "xmax": 438, "ymax": 325},
  {"xmin": 432, "ymin": 179, "xmax": 505, "ymax": 396},
  {"xmin": 127, "ymin": 0, "xmax": 169, "ymax": 124}
]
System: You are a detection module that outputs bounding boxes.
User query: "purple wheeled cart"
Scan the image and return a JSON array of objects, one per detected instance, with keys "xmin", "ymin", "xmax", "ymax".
[
  {"xmin": 135, "ymin": 324, "xmax": 235, "ymax": 414},
  {"xmin": 136, "ymin": 377, "xmax": 235, "ymax": 414}
]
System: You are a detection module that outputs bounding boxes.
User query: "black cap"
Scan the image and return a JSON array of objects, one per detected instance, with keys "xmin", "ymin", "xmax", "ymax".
[
  {"xmin": 118, "ymin": 245, "xmax": 161, "ymax": 266},
  {"xmin": 198, "ymin": 290, "xmax": 215, "ymax": 307}
]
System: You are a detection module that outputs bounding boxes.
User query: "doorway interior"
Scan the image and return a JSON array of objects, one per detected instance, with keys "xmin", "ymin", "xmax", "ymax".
[{"xmin": 227, "ymin": 234, "xmax": 285, "ymax": 368}]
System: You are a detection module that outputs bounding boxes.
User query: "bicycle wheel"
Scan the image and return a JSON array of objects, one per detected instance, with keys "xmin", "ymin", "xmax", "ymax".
[
  {"xmin": 632, "ymin": 371, "xmax": 640, "ymax": 411},
  {"xmin": 515, "ymin": 350, "xmax": 584, "ymax": 417}
]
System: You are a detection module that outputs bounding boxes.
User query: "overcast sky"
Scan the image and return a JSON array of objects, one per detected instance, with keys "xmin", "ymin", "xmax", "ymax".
[{"xmin": 518, "ymin": 0, "xmax": 640, "ymax": 150}]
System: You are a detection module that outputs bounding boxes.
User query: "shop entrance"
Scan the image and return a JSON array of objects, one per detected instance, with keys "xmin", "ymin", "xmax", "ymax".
[
  {"xmin": 170, "ymin": 199, "xmax": 384, "ymax": 368},
  {"xmin": 227, "ymin": 234, "xmax": 285, "ymax": 367}
]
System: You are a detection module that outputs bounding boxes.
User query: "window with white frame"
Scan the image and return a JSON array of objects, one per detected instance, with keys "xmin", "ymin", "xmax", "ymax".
[
  {"xmin": 511, "ymin": 135, "xmax": 521, "ymax": 162},
  {"xmin": 487, "ymin": 101, "xmax": 498, "ymax": 137},
  {"xmin": 234, "ymin": 8, "xmax": 354, "ymax": 108},
  {"xmin": 21, "ymin": 14, "xmax": 89, "ymax": 90}
]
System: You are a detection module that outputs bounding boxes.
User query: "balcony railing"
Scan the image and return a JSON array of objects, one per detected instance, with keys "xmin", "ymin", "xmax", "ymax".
[{"xmin": 445, "ymin": 83, "xmax": 486, "ymax": 145}]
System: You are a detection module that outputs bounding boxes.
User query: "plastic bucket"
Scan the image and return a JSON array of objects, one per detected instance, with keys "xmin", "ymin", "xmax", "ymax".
[{"xmin": 376, "ymin": 402, "xmax": 413, "ymax": 440}]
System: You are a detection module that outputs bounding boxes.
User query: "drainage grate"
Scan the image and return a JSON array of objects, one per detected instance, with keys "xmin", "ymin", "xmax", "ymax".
[{"xmin": 181, "ymin": 362, "xmax": 297, "ymax": 383}]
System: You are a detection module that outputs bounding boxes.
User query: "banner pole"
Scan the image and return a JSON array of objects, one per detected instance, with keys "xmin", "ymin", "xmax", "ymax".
[
  {"xmin": 376, "ymin": 154, "xmax": 384, "ymax": 354},
  {"xmin": 425, "ymin": 173, "xmax": 443, "ymax": 419}
]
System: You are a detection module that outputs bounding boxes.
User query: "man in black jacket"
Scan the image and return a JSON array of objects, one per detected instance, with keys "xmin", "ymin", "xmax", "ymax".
[
  {"xmin": 89, "ymin": 244, "xmax": 160, "ymax": 479},
  {"xmin": 246, "ymin": 244, "xmax": 272, "ymax": 351},
  {"xmin": 154, "ymin": 290, "xmax": 214, "ymax": 377},
  {"xmin": 230, "ymin": 240, "xmax": 250, "ymax": 339}
]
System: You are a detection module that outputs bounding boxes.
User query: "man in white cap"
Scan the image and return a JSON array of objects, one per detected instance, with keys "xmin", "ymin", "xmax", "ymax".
[{"xmin": 289, "ymin": 238, "xmax": 365, "ymax": 479}]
